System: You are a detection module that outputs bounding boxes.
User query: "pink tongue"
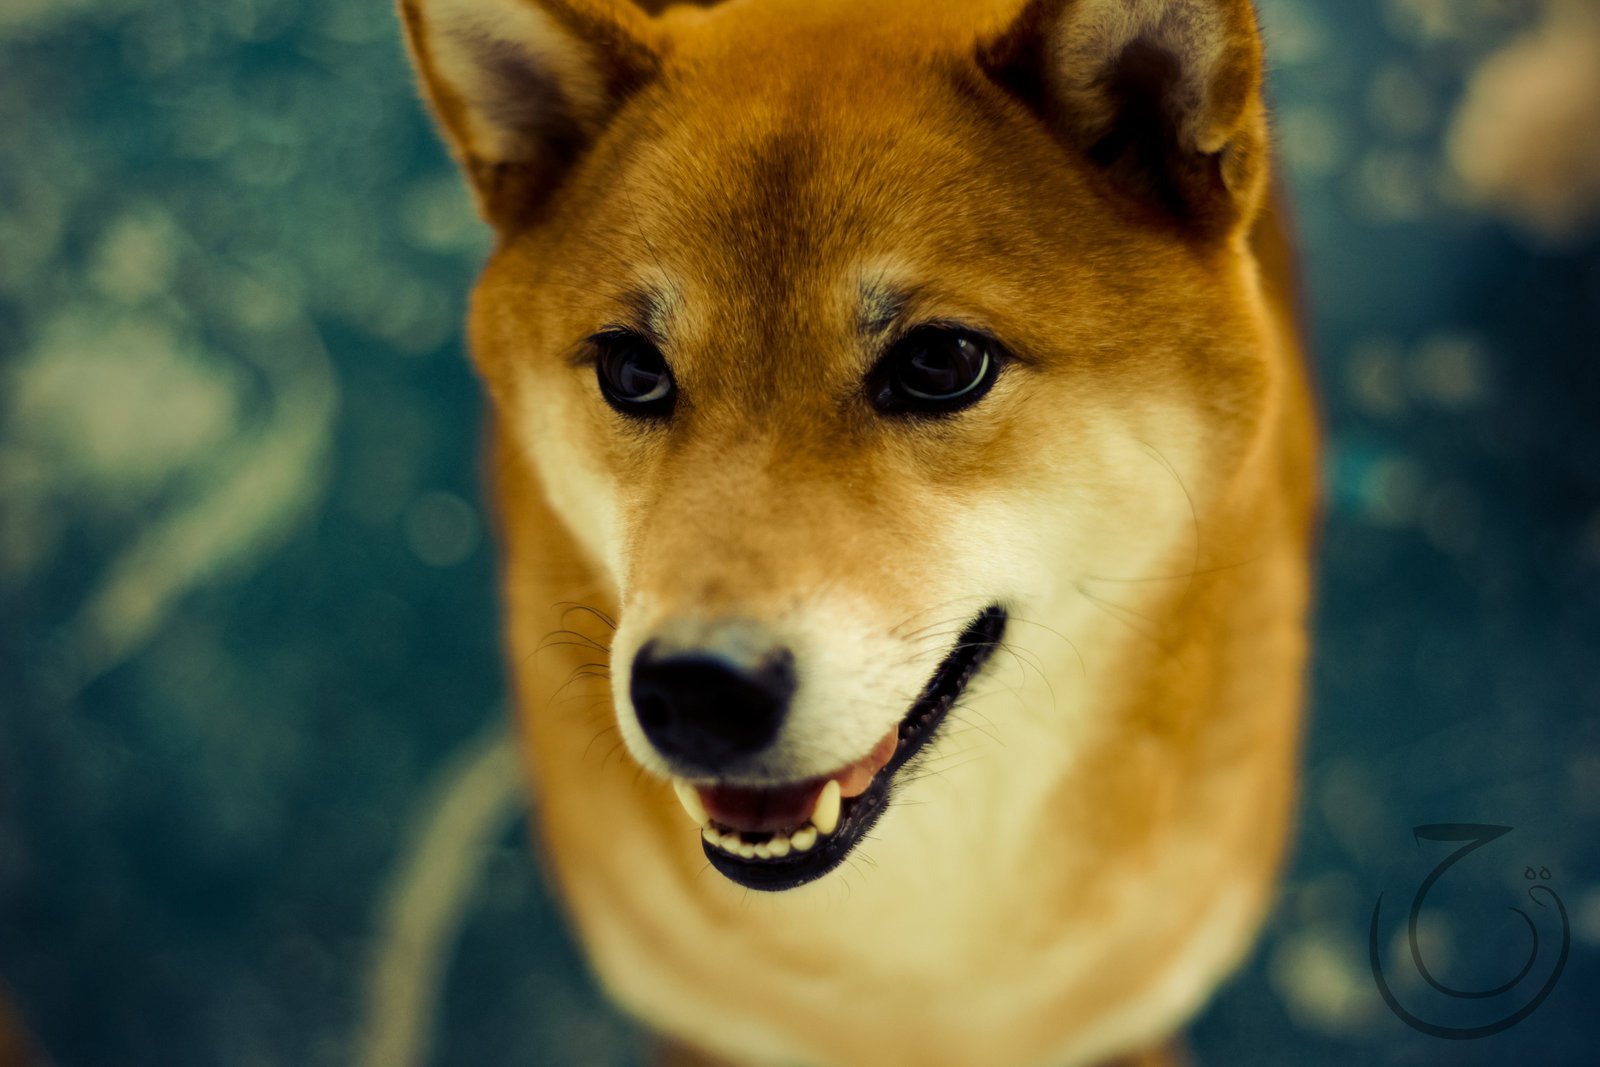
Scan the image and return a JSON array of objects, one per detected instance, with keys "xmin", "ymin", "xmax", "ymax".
[
  {"xmin": 833, "ymin": 729, "xmax": 898, "ymax": 797},
  {"xmin": 699, "ymin": 728, "xmax": 899, "ymax": 834},
  {"xmin": 702, "ymin": 779, "xmax": 826, "ymax": 834}
]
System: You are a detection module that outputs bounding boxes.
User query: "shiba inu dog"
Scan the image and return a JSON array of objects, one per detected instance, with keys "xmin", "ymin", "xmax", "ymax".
[{"xmin": 398, "ymin": 0, "xmax": 1317, "ymax": 1063}]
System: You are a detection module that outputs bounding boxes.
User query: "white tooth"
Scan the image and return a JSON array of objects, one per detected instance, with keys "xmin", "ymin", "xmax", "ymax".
[
  {"xmin": 738, "ymin": 842, "xmax": 757, "ymax": 859},
  {"xmin": 811, "ymin": 780, "xmax": 841, "ymax": 836},
  {"xmin": 791, "ymin": 826, "xmax": 817, "ymax": 852},
  {"xmin": 767, "ymin": 833, "xmax": 791, "ymax": 858},
  {"xmin": 720, "ymin": 831, "xmax": 742, "ymax": 854},
  {"xmin": 702, "ymin": 826, "xmax": 722, "ymax": 847},
  {"xmin": 673, "ymin": 780, "xmax": 708, "ymax": 826},
  {"xmin": 753, "ymin": 842, "xmax": 773, "ymax": 860}
]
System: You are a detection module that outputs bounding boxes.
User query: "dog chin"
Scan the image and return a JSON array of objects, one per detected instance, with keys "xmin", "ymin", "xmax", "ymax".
[{"xmin": 661, "ymin": 606, "xmax": 1008, "ymax": 892}]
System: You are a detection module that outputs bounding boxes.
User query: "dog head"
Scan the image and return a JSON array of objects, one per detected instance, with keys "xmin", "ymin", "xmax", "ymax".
[{"xmin": 401, "ymin": 0, "xmax": 1279, "ymax": 890}]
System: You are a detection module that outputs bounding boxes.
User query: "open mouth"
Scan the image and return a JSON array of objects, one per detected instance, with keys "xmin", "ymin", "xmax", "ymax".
[{"xmin": 669, "ymin": 605, "xmax": 1008, "ymax": 892}]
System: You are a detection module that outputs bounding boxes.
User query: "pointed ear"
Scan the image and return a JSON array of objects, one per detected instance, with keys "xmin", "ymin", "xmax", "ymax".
[
  {"xmin": 398, "ymin": 0, "xmax": 664, "ymax": 229},
  {"xmin": 979, "ymin": 0, "xmax": 1269, "ymax": 238}
]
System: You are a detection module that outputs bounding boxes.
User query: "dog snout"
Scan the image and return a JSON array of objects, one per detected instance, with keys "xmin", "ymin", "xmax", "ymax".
[{"xmin": 630, "ymin": 638, "xmax": 796, "ymax": 773}]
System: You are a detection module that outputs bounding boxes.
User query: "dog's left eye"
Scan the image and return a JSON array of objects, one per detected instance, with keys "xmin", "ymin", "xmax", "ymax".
[
  {"xmin": 594, "ymin": 333, "xmax": 676, "ymax": 417},
  {"xmin": 869, "ymin": 327, "xmax": 1002, "ymax": 416}
]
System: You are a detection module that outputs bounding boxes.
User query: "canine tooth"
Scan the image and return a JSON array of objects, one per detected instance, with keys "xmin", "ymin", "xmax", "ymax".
[
  {"xmin": 673, "ymin": 780, "xmax": 707, "ymax": 826},
  {"xmin": 720, "ymin": 831, "xmax": 742, "ymax": 853},
  {"xmin": 791, "ymin": 826, "xmax": 817, "ymax": 852},
  {"xmin": 738, "ymin": 841, "xmax": 757, "ymax": 859},
  {"xmin": 812, "ymin": 780, "xmax": 841, "ymax": 835},
  {"xmin": 767, "ymin": 833, "xmax": 791, "ymax": 858},
  {"xmin": 753, "ymin": 841, "xmax": 773, "ymax": 860},
  {"xmin": 702, "ymin": 826, "xmax": 722, "ymax": 847}
]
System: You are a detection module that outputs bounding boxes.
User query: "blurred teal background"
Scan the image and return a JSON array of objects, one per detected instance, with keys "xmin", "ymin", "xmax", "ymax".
[{"xmin": 2, "ymin": 0, "xmax": 1597, "ymax": 1064}]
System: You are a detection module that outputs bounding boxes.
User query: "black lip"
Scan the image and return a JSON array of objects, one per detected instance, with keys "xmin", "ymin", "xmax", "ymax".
[{"xmin": 702, "ymin": 605, "xmax": 1008, "ymax": 892}]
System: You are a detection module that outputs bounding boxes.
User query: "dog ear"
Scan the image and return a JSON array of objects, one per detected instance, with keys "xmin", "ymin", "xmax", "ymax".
[
  {"xmin": 979, "ymin": 0, "xmax": 1269, "ymax": 238},
  {"xmin": 398, "ymin": 0, "xmax": 663, "ymax": 229}
]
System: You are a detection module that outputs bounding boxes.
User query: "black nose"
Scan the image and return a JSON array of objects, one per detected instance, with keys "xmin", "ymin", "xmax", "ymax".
[{"xmin": 630, "ymin": 640, "xmax": 795, "ymax": 771}]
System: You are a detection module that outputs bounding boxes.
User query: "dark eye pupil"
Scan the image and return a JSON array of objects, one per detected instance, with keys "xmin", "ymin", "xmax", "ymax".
[
  {"xmin": 612, "ymin": 353, "xmax": 663, "ymax": 398},
  {"xmin": 596, "ymin": 335, "xmax": 674, "ymax": 415},
  {"xmin": 902, "ymin": 339, "xmax": 981, "ymax": 397},
  {"xmin": 882, "ymin": 330, "xmax": 995, "ymax": 411}
]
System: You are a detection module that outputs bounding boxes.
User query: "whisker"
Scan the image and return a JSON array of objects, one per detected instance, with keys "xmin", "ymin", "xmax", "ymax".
[
  {"xmin": 555, "ymin": 601, "xmax": 619, "ymax": 631},
  {"xmin": 1073, "ymin": 583, "xmax": 1163, "ymax": 644}
]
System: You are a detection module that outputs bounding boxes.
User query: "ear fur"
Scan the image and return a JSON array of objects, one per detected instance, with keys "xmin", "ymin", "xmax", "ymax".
[
  {"xmin": 398, "ymin": 0, "xmax": 663, "ymax": 229},
  {"xmin": 980, "ymin": 0, "xmax": 1269, "ymax": 237}
]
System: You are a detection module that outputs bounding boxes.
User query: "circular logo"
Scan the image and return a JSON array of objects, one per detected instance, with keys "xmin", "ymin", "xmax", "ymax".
[{"xmin": 1368, "ymin": 824, "xmax": 1569, "ymax": 1039}]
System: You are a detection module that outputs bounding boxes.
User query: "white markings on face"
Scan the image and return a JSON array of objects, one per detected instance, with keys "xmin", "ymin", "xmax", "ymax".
[{"xmin": 514, "ymin": 381, "xmax": 626, "ymax": 583}]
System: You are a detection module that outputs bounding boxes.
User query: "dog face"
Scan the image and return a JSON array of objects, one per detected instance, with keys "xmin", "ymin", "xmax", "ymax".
[{"xmin": 403, "ymin": 0, "xmax": 1275, "ymax": 890}]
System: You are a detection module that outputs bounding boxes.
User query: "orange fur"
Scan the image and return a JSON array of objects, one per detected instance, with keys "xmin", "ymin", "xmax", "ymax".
[{"xmin": 401, "ymin": 1, "xmax": 1317, "ymax": 1063}]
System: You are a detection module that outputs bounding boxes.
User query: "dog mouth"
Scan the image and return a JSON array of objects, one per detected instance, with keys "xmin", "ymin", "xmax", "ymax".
[{"xmin": 668, "ymin": 606, "xmax": 1008, "ymax": 892}]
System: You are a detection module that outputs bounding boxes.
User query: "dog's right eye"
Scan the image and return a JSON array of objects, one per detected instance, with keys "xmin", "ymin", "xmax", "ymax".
[{"xmin": 594, "ymin": 333, "xmax": 676, "ymax": 418}]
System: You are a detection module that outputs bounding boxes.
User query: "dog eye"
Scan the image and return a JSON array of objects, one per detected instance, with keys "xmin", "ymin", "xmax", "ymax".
[
  {"xmin": 870, "ymin": 327, "xmax": 1001, "ymax": 415},
  {"xmin": 594, "ymin": 333, "xmax": 676, "ymax": 417}
]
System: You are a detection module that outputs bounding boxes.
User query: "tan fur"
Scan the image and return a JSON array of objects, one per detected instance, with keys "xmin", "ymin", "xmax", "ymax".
[
  {"xmin": 400, "ymin": 1, "xmax": 1317, "ymax": 1064},
  {"xmin": 0, "ymin": 986, "xmax": 44, "ymax": 1067}
]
